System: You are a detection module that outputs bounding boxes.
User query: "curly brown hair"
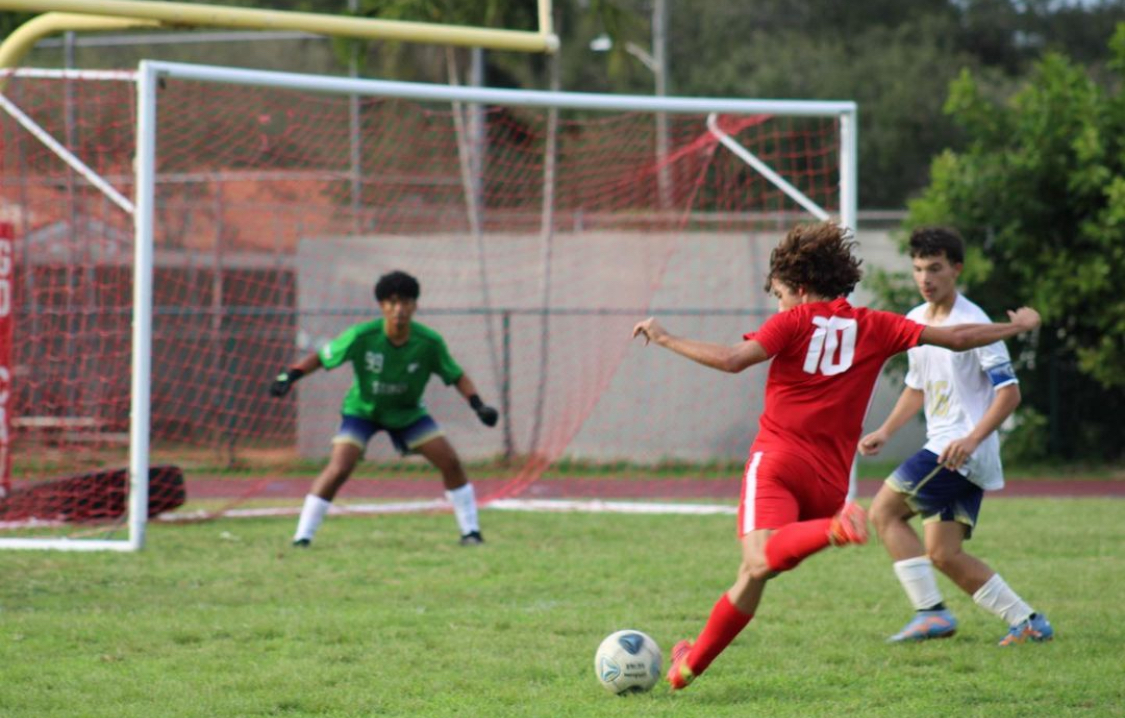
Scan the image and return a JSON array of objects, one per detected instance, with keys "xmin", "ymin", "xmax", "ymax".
[{"xmin": 764, "ymin": 222, "xmax": 863, "ymax": 298}]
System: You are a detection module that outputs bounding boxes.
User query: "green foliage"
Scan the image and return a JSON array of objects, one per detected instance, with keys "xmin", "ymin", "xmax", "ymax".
[
  {"xmin": 338, "ymin": 0, "xmax": 538, "ymax": 74},
  {"xmin": 1001, "ymin": 407, "xmax": 1050, "ymax": 465},
  {"xmin": 669, "ymin": 8, "xmax": 969, "ymax": 208},
  {"xmin": 0, "ymin": 502, "xmax": 1122, "ymax": 717},
  {"xmin": 862, "ymin": 264, "xmax": 918, "ymax": 378},
  {"xmin": 663, "ymin": 1, "xmax": 1125, "ymax": 208},
  {"xmin": 899, "ymin": 30, "xmax": 1125, "ymax": 460},
  {"xmin": 0, "ymin": 10, "xmax": 35, "ymax": 39}
]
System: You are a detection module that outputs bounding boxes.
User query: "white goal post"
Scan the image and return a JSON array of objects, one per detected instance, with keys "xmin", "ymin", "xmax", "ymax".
[{"xmin": 0, "ymin": 60, "xmax": 856, "ymax": 551}]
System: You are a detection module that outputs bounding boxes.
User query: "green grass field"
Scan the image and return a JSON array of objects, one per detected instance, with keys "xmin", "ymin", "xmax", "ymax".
[{"xmin": 1, "ymin": 499, "xmax": 1122, "ymax": 717}]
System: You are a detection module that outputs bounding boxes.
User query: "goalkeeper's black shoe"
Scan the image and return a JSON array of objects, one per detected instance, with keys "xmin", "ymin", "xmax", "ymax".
[
  {"xmin": 459, "ymin": 531, "xmax": 484, "ymax": 546},
  {"xmin": 292, "ymin": 538, "xmax": 311, "ymax": 548}
]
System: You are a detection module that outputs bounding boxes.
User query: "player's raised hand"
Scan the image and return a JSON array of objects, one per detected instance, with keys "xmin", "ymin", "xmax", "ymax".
[
  {"xmin": 476, "ymin": 404, "xmax": 499, "ymax": 427},
  {"xmin": 1007, "ymin": 307, "xmax": 1041, "ymax": 332},
  {"xmin": 632, "ymin": 317, "xmax": 667, "ymax": 346},
  {"xmin": 858, "ymin": 429, "xmax": 887, "ymax": 457},
  {"xmin": 469, "ymin": 395, "xmax": 499, "ymax": 427},
  {"xmin": 269, "ymin": 368, "xmax": 304, "ymax": 397}
]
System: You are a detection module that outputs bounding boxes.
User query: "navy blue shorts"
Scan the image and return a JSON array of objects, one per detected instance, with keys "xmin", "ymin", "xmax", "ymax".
[
  {"xmin": 332, "ymin": 414, "xmax": 443, "ymax": 455},
  {"xmin": 886, "ymin": 449, "xmax": 984, "ymax": 538}
]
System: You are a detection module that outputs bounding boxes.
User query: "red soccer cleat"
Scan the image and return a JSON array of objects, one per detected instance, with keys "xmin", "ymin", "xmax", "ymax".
[
  {"xmin": 827, "ymin": 501, "xmax": 869, "ymax": 546},
  {"xmin": 666, "ymin": 639, "xmax": 696, "ymax": 691}
]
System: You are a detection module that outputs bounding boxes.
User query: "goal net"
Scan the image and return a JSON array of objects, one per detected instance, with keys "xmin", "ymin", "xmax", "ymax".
[{"xmin": 0, "ymin": 62, "xmax": 855, "ymax": 549}]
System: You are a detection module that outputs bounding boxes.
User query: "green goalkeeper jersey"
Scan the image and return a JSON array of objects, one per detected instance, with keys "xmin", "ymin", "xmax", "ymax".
[{"xmin": 318, "ymin": 319, "xmax": 464, "ymax": 429}]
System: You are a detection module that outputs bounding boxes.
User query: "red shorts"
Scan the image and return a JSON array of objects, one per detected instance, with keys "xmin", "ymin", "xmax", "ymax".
[{"xmin": 737, "ymin": 449, "xmax": 848, "ymax": 536}]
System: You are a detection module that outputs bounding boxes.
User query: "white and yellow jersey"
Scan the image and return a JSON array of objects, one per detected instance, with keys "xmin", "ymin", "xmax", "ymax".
[{"xmin": 905, "ymin": 294, "xmax": 1018, "ymax": 490}]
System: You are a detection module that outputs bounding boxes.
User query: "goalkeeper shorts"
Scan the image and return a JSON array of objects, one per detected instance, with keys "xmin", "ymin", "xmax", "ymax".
[{"xmin": 333, "ymin": 414, "xmax": 443, "ymax": 455}]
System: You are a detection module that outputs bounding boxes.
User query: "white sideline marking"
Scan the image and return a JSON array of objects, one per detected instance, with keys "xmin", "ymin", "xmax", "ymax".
[
  {"xmin": 157, "ymin": 498, "xmax": 736, "ymax": 522},
  {"xmin": 157, "ymin": 499, "xmax": 450, "ymax": 522},
  {"xmin": 1, "ymin": 498, "xmax": 736, "ymax": 530},
  {"xmin": 0, "ymin": 518, "xmax": 68, "ymax": 530}
]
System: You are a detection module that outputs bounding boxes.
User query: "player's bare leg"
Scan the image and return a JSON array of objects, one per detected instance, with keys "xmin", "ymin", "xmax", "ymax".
[
  {"xmin": 293, "ymin": 442, "xmax": 363, "ymax": 546},
  {"xmin": 310, "ymin": 442, "xmax": 364, "ymax": 500},
  {"xmin": 413, "ymin": 435, "xmax": 467, "ymax": 491},
  {"xmin": 923, "ymin": 521, "xmax": 993, "ymax": 594},
  {"xmin": 872, "ymin": 484, "xmax": 957, "ymax": 641},
  {"xmin": 415, "ymin": 436, "xmax": 482, "ymax": 544},
  {"xmin": 870, "ymin": 484, "xmax": 924, "ymax": 561},
  {"xmin": 732, "ymin": 528, "xmax": 775, "ymax": 611}
]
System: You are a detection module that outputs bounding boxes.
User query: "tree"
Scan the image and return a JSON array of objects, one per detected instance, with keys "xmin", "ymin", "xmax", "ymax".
[
  {"xmin": 890, "ymin": 26, "xmax": 1125, "ymax": 461},
  {"xmin": 666, "ymin": 4, "xmax": 975, "ymax": 208},
  {"xmin": 0, "ymin": 11, "xmax": 35, "ymax": 39}
]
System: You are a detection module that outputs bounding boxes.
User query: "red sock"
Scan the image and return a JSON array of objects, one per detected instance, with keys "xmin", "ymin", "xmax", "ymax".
[
  {"xmin": 764, "ymin": 518, "xmax": 834, "ymax": 572},
  {"xmin": 688, "ymin": 593, "xmax": 753, "ymax": 675}
]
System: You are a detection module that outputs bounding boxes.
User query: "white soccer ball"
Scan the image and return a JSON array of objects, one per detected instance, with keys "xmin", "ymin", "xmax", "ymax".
[{"xmin": 593, "ymin": 629, "xmax": 663, "ymax": 695}]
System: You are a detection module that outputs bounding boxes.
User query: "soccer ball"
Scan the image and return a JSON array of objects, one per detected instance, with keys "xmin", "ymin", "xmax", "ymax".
[{"xmin": 593, "ymin": 629, "xmax": 663, "ymax": 695}]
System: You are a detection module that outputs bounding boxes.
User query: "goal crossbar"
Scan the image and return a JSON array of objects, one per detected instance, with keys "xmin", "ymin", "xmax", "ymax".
[{"xmin": 148, "ymin": 60, "xmax": 857, "ymax": 117}]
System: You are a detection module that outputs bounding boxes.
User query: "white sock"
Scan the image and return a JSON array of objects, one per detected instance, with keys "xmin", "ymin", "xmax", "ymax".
[
  {"xmin": 294, "ymin": 494, "xmax": 332, "ymax": 541},
  {"xmin": 445, "ymin": 483, "xmax": 479, "ymax": 536},
  {"xmin": 893, "ymin": 557, "xmax": 945, "ymax": 611},
  {"xmin": 972, "ymin": 573, "xmax": 1034, "ymax": 627}
]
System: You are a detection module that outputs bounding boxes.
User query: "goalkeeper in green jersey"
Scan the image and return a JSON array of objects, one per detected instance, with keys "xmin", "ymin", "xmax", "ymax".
[{"xmin": 269, "ymin": 271, "xmax": 499, "ymax": 547}]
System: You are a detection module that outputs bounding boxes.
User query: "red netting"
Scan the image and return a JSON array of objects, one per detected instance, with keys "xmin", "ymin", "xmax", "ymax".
[{"xmin": 0, "ymin": 71, "xmax": 843, "ymax": 529}]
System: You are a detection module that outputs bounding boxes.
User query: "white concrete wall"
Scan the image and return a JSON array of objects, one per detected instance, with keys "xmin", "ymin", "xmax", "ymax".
[{"xmin": 295, "ymin": 229, "xmax": 924, "ymax": 466}]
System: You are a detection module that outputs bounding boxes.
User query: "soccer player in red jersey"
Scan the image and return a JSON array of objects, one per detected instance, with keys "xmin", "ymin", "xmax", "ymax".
[{"xmin": 631, "ymin": 222, "xmax": 1041, "ymax": 691}]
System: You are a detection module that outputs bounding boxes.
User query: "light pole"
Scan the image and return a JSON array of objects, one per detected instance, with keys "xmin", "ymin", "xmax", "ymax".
[{"xmin": 590, "ymin": 0, "xmax": 670, "ymax": 209}]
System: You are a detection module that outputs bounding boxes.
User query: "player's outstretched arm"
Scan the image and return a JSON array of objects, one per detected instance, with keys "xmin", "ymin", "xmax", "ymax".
[
  {"xmin": 455, "ymin": 374, "xmax": 499, "ymax": 427},
  {"xmin": 269, "ymin": 353, "xmax": 322, "ymax": 397},
  {"xmin": 919, "ymin": 307, "xmax": 1040, "ymax": 352},
  {"xmin": 631, "ymin": 317, "xmax": 770, "ymax": 373},
  {"xmin": 859, "ymin": 387, "xmax": 924, "ymax": 456}
]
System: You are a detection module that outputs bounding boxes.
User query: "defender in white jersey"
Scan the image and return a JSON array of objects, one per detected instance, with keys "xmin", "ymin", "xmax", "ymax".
[
  {"xmin": 859, "ymin": 227, "xmax": 1053, "ymax": 647},
  {"xmin": 902, "ymin": 293, "xmax": 1013, "ymax": 492}
]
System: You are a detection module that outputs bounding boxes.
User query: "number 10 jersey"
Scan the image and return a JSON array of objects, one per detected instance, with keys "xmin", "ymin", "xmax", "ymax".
[{"xmin": 743, "ymin": 297, "xmax": 925, "ymax": 490}]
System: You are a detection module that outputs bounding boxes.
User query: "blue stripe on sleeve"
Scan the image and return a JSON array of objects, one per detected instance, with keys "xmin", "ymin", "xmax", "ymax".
[{"xmin": 986, "ymin": 362, "xmax": 1018, "ymax": 388}]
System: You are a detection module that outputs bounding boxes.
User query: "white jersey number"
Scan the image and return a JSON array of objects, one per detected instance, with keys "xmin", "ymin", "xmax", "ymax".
[
  {"xmin": 803, "ymin": 316, "xmax": 857, "ymax": 376},
  {"xmin": 925, "ymin": 380, "xmax": 952, "ymax": 417}
]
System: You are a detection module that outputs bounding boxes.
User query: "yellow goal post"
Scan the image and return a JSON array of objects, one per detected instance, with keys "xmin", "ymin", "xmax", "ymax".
[{"xmin": 0, "ymin": 0, "xmax": 559, "ymax": 69}]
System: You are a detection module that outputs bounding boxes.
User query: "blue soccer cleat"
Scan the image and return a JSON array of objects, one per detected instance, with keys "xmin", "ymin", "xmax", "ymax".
[
  {"xmin": 888, "ymin": 609, "xmax": 958, "ymax": 642},
  {"xmin": 998, "ymin": 612, "xmax": 1054, "ymax": 646}
]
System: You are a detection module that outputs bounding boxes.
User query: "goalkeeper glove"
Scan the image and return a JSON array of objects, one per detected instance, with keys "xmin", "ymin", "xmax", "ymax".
[
  {"xmin": 269, "ymin": 367, "xmax": 305, "ymax": 397},
  {"xmin": 469, "ymin": 395, "xmax": 499, "ymax": 427}
]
